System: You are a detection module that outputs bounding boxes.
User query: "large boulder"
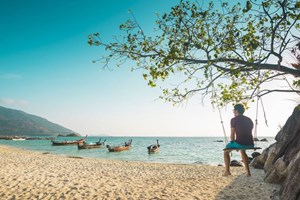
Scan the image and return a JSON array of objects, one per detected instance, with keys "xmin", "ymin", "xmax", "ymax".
[
  {"xmin": 251, "ymin": 105, "xmax": 300, "ymax": 200},
  {"xmin": 278, "ymin": 151, "xmax": 300, "ymax": 200}
]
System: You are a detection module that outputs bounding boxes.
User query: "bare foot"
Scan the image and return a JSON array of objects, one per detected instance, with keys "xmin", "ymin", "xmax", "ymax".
[
  {"xmin": 223, "ymin": 172, "xmax": 231, "ymax": 176},
  {"xmin": 246, "ymin": 173, "xmax": 251, "ymax": 177}
]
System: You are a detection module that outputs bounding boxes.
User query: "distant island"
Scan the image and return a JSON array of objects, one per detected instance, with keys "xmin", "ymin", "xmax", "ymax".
[{"xmin": 0, "ymin": 106, "xmax": 80, "ymax": 137}]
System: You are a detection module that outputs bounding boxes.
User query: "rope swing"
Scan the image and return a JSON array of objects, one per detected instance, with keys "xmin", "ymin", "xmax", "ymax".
[
  {"xmin": 253, "ymin": 96, "xmax": 268, "ymax": 145},
  {"xmin": 254, "ymin": 97, "xmax": 259, "ymax": 146},
  {"xmin": 217, "ymin": 104, "xmax": 228, "ymax": 145},
  {"xmin": 219, "ymin": 99, "xmax": 265, "ymax": 151}
]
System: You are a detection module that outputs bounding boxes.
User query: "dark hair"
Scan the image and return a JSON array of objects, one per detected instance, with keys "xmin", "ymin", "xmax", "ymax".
[{"xmin": 234, "ymin": 104, "xmax": 245, "ymax": 114}]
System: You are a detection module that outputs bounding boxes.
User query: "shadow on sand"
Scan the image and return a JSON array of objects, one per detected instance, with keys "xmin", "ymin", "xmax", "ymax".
[{"xmin": 215, "ymin": 168, "xmax": 280, "ymax": 200}]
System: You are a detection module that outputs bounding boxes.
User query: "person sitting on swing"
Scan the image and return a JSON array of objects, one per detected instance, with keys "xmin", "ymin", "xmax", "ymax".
[{"xmin": 223, "ymin": 103, "xmax": 254, "ymax": 177}]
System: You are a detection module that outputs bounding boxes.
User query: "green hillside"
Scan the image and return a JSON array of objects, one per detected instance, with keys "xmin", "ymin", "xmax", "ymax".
[{"xmin": 0, "ymin": 106, "xmax": 79, "ymax": 136}]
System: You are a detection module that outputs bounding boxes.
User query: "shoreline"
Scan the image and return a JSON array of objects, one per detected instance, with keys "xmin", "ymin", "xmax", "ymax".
[
  {"xmin": 0, "ymin": 145, "xmax": 280, "ymax": 199},
  {"xmin": 0, "ymin": 137, "xmax": 275, "ymax": 166}
]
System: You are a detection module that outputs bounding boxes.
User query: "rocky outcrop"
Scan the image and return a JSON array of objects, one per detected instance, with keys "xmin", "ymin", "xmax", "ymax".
[{"xmin": 251, "ymin": 105, "xmax": 300, "ymax": 200}]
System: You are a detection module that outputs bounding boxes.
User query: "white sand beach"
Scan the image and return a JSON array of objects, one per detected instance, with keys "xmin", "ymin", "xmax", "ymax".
[{"xmin": 0, "ymin": 145, "xmax": 280, "ymax": 200}]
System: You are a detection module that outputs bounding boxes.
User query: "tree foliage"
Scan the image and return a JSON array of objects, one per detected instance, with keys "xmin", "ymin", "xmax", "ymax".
[
  {"xmin": 291, "ymin": 36, "xmax": 300, "ymax": 87},
  {"xmin": 88, "ymin": 0, "xmax": 300, "ymax": 106}
]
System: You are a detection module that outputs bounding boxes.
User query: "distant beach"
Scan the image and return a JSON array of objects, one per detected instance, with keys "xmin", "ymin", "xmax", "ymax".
[{"xmin": 0, "ymin": 145, "xmax": 280, "ymax": 199}]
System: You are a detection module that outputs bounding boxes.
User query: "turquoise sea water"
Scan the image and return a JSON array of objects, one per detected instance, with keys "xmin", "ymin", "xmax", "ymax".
[{"xmin": 0, "ymin": 136, "xmax": 275, "ymax": 165}]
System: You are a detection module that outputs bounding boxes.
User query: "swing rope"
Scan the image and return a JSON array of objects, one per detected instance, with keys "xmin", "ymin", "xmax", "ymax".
[
  {"xmin": 217, "ymin": 105, "xmax": 228, "ymax": 145},
  {"xmin": 212, "ymin": 81, "xmax": 228, "ymax": 146},
  {"xmin": 253, "ymin": 67, "xmax": 268, "ymax": 145},
  {"xmin": 260, "ymin": 97, "xmax": 268, "ymax": 127},
  {"xmin": 254, "ymin": 96, "xmax": 260, "ymax": 146}
]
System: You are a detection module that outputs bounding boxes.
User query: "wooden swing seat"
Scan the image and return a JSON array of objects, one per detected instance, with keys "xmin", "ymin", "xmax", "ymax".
[{"xmin": 223, "ymin": 147, "xmax": 262, "ymax": 151}]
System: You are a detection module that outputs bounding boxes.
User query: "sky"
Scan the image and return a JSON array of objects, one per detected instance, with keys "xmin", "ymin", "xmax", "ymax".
[{"xmin": 0, "ymin": 0, "xmax": 299, "ymax": 137}]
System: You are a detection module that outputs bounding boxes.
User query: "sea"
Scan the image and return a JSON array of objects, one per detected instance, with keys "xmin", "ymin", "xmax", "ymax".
[{"xmin": 0, "ymin": 136, "xmax": 275, "ymax": 166}]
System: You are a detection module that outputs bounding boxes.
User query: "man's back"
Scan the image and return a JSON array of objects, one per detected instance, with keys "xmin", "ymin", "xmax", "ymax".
[{"xmin": 231, "ymin": 115, "xmax": 254, "ymax": 145}]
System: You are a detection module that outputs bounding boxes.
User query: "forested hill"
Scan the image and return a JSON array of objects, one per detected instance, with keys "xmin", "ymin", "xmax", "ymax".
[{"xmin": 0, "ymin": 106, "xmax": 79, "ymax": 136}]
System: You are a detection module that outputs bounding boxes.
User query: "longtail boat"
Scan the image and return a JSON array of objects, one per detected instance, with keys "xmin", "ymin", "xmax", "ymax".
[
  {"xmin": 147, "ymin": 139, "xmax": 160, "ymax": 154},
  {"xmin": 106, "ymin": 139, "xmax": 132, "ymax": 152},
  {"xmin": 51, "ymin": 136, "xmax": 87, "ymax": 146},
  {"xmin": 77, "ymin": 139, "xmax": 106, "ymax": 150}
]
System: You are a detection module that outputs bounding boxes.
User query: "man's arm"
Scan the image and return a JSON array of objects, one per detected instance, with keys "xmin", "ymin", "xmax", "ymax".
[{"xmin": 230, "ymin": 128, "xmax": 235, "ymax": 141}]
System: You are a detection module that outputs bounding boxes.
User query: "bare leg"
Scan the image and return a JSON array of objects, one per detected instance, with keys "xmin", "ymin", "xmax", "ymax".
[
  {"xmin": 223, "ymin": 150, "xmax": 231, "ymax": 176},
  {"xmin": 240, "ymin": 150, "xmax": 251, "ymax": 176}
]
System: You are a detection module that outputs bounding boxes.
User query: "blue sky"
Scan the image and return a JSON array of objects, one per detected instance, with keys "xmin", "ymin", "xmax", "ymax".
[{"xmin": 0, "ymin": 0, "xmax": 298, "ymax": 137}]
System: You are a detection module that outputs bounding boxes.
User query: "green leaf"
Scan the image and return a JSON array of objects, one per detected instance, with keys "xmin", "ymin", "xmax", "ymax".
[{"xmin": 242, "ymin": 1, "xmax": 252, "ymax": 13}]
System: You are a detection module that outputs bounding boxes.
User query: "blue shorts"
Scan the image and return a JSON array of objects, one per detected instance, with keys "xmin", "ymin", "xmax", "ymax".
[{"xmin": 225, "ymin": 141, "xmax": 254, "ymax": 149}]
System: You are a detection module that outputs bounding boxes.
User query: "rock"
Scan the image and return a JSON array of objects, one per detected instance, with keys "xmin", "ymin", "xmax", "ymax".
[
  {"xmin": 194, "ymin": 161, "xmax": 204, "ymax": 164},
  {"xmin": 251, "ymin": 148, "xmax": 269, "ymax": 169},
  {"xmin": 214, "ymin": 140, "xmax": 223, "ymax": 142},
  {"xmin": 250, "ymin": 156, "xmax": 264, "ymax": 169},
  {"xmin": 260, "ymin": 138, "xmax": 268, "ymax": 142},
  {"xmin": 278, "ymin": 151, "xmax": 300, "ymax": 200},
  {"xmin": 251, "ymin": 105, "xmax": 300, "ymax": 199},
  {"xmin": 264, "ymin": 157, "xmax": 287, "ymax": 183},
  {"xmin": 251, "ymin": 152, "xmax": 261, "ymax": 158},
  {"xmin": 230, "ymin": 160, "xmax": 243, "ymax": 167},
  {"xmin": 248, "ymin": 152, "xmax": 261, "ymax": 165},
  {"xmin": 263, "ymin": 144, "xmax": 278, "ymax": 173}
]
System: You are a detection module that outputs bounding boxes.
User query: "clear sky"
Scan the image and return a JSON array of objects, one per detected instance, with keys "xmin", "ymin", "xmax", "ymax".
[{"xmin": 0, "ymin": 0, "xmax": 299, "ymax": 137}]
